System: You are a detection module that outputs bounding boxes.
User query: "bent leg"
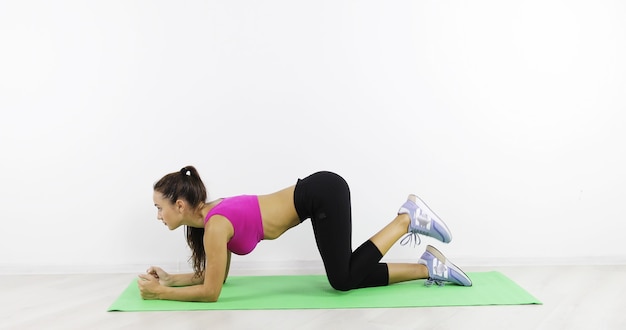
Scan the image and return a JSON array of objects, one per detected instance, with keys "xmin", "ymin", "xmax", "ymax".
[{"xmin": 297, "ymin": 171, "xmax": 390, "ymax": 291}]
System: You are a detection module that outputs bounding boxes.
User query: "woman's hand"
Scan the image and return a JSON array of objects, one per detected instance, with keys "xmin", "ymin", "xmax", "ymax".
[
  {"xmin": 146, "ymin": 266, "xmax": 173, "ymax": 286},
  {"xmin": 137, "ymin": 273, "xmax": 163, "ymax": 300}
]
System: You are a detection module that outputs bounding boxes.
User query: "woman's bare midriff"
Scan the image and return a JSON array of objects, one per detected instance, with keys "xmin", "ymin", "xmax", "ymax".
[{"xmin": 257, "ymin": 185, "xmax": 301, "ymax": 240}]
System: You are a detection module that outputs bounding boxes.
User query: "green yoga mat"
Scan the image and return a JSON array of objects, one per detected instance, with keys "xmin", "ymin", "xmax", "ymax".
[{"xmin": 108, "ymin": 271, "xmax": 541, "ymax": 311}]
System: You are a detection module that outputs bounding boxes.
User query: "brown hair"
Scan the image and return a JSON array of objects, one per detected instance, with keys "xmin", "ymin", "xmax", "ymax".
[{"xmin": 153, "ymin": 166, "xmax": 207, "ymax": 277}]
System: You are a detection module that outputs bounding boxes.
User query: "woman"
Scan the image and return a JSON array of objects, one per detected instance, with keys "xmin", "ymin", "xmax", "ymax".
[{"xmin": 138, "ymin": 167, "xmax": 472, "ymax": 302}]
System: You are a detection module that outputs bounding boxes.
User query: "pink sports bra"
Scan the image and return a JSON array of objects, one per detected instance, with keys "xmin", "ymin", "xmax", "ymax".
[{"xmin": 204, "ymin": 195, "xmax": 264, "ymax": 255}]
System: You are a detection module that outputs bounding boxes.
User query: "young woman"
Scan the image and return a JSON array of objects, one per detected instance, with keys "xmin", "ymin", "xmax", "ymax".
[{"xmin": 138, "ymin": 167, "xmax": 472, "ymax": 302}]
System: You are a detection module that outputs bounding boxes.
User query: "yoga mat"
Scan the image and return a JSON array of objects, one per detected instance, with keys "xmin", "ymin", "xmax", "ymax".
[{"xmin": 108, "ymin": 271, "xmax": 541, "ymax": 311}]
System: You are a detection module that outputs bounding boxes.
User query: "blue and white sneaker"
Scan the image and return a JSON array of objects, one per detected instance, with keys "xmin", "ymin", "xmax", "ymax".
[
  {"xmin": 418, "ymin": 245, "xmax": 472, "ymax": 287},
  {"xmin": 398, "ymin": 194, "xmax": 452, "ymax": 246}
]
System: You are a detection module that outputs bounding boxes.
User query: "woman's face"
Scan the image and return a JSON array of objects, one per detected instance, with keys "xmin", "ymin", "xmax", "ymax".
[{"xmin": 153, "ymin": 191, "xmax": 182, "ymax": 230}]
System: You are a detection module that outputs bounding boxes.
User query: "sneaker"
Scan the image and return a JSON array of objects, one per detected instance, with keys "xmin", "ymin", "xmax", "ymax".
[
  {"xmin": 418, "ymin": 245, "xmax": 472, "ymax": 287},
  {"xmin": 398, "ymin": 194, "xmax": 452, "ymax": 246}
]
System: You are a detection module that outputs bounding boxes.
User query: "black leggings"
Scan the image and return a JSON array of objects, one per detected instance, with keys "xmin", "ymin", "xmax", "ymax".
[{"xmin": 293, "ymin": 171, "xmax": 389, "ymax": 291}]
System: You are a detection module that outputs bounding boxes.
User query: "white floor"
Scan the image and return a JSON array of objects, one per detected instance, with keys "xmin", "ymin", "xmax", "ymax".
[{"xmin": 1, "ymin": 265, "xmax": 625, "ymax": 330}]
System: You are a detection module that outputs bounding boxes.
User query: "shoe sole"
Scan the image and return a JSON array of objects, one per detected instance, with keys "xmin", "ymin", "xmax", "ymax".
[
  {"xmin": 426, "ymin": 245, "xmax": 472, "ymax": 286},
  {"xmin": 410, "ymin": 194, "xmax": 453, "ymax": 242}
]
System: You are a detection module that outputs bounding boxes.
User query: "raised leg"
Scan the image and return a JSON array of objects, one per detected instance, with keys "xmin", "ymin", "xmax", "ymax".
[{"xmin": 369, "ymin": 214, "xmax": 411, "ymax": 255}]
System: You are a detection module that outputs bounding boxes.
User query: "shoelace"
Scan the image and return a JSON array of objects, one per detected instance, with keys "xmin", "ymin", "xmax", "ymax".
[
  {"xmin": 424, "ymin": 278, "xmax": 445, "ymax": 287},
  {"xmin": 399, "ymin": 213, "xmax": 431, "ymax": 247},
  {"xmin": 399, "ymin": 232, "xmax": 422, "ymax": 247}
]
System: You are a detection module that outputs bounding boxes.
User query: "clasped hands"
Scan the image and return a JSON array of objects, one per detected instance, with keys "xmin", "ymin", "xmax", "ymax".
[{"xmin": 137, "ymin": 266, "xmax": 170, "ymax": 300}]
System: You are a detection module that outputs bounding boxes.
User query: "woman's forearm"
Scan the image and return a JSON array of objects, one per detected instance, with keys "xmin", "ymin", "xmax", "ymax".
[
  {"xmin": 157, "ymin": 284, "xmax": 220, "ymax": 302},
  {"xmin": 169, "ymin": 272, "xmax": 204, "ymax": 287}
]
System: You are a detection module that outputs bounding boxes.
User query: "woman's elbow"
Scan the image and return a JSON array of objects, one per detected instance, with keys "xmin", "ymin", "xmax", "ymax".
[
  {"xmin": 198, "ymin": 287, "xmax": 220, "ymax": 302},
  {"xmin": 201, "ymin": 293, "xmax": 219, "ymax": 303},
  {"xmin": 199, "ymin": 296, "xmax": 218, "ymax": 303}
]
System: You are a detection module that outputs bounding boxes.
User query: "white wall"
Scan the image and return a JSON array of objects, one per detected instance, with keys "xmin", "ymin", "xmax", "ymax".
[{"xmin": 1, "ymin": 0, "xmax": 625, "ymax": 274}]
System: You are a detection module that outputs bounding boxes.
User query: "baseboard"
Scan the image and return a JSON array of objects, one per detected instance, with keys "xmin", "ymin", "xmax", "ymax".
[{"xmin": 2, "ymin": 256, "xmax": 625, "ymax": 275}]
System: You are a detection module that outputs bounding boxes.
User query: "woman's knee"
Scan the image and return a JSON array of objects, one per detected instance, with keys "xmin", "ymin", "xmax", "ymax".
[{"xmin": 328, "ymin": 275, "xmax": 353, "ymax": 292}]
